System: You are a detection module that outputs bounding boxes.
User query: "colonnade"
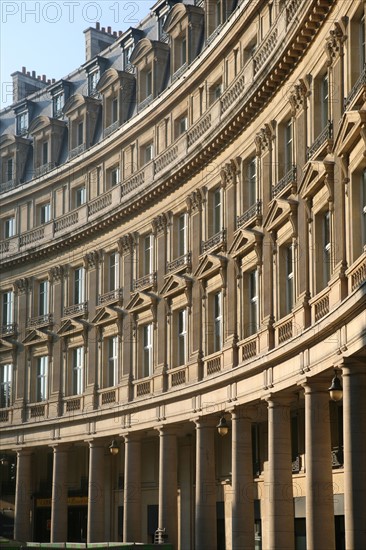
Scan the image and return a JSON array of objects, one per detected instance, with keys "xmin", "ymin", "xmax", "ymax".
[{"xmin": 12, "ymin": 365, "xmax": 366, "ymax": 549}]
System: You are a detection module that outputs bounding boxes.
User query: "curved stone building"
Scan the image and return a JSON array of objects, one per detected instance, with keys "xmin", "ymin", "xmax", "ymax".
[{"xmin": 1, "ymin": 0, "xmax": 365, "ymax": 548}]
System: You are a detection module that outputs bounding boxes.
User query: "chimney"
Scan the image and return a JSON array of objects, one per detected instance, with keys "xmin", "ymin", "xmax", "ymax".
[
  {"xmin": 84, "ymin": 26, "xmax": 116, "ymax": 61},
  {"xmin": 32, "ymin": 70, "xmax": 36, "ymax": 78},
  {"xmin": 107, "ymin": 26, "xmax": 111, "ymax": 34}
]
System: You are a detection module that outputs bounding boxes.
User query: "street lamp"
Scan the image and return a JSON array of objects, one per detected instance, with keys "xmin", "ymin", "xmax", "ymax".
[
  {"xmin": 216, "ymin": 416, "xmax": 229, "ymax": 436},
  {"xmin": 109, "ymin": 439, "xmax": 119, "ymax": 455},
  {"xmin": 328, "ymin": 371, "xmax": 343, "ymax": 402}
]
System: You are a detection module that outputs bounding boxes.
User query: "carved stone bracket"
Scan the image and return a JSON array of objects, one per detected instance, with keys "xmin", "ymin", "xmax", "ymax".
[
  {"xmin": 289, "ymin": 75, "xmax": 311, "ymax": 115},
  {"xmin": 118, "ymin": 233, "xmax": 135, "ymax": 255},
  {"xmin": 152, "ymin": 212, "xmax": 170, "ymax": 236},
  {"xmin": 83, "ymin": 250, "xmax": 100, "ymax": 270},
  {"xmin": 220, "ymin": 156, "xmax": 241, "ymax": 187},
  {"xmin": 186, "ymin": 187, "xmax": 205, "ymax": 214},
  {"xmin": 48, "ymin": 265, "xmax": 64, "ymax": 283},
  {"xmin": 325, "ymin": 18, "xmax": 348, "ymax": 66},
  {"xmin": 255, "ymin": 121, "xmax": 276, "ymax": 156},
  {"xmin": 13, "ymin": 278, "xmax": 28, "ymax": 294}
]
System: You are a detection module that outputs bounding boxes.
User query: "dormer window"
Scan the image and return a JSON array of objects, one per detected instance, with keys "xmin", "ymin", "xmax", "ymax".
[
  {"xmin": 145, "ymin": 70, "xmax": 153, "ymax": 98},
  {"xmin": 53, "ymin": 92, "xmax": 64, "ymax": 118},
  {"xmin": 123, "ymin": 45, "xmax": 134, "ymax": 71},
  {"xmin": 6, "ymin": 158, "xmax": 13, "ymax": 182},
  {"xmin": 16, "ymin": 111, "xmax": 28, "ymax": 136},
  {"xmin": 88, "ymin": 68, "xmax": 100, "ymax": 96},
  {"xmin": 77, "ymin": 122, "xmax": 84, "ymax": 146},
  {"xmin": 42, "ymin": 142, "xmax": 48, "ymax": 166}
]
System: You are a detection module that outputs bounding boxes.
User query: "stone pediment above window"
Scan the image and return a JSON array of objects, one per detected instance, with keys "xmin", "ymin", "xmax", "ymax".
[
  {"xmin": 63, "ymin": 93, "xmax": 100, "ymax": 117},
  {"xmin": 229, "ymin": 228, "xmax": 263, "ymax": 259},
  {"xmin": 298, "ymin": 158, "xmax": 334, "ymax": 200},
  {"xmin": 125, "ymin": 290, "xmax": 158, "ymax": 315},
  {"xmin": 28, "ymin": 115, "xmax": 65, "ymax": 135},
  {"xmin": 92, "ymin": 305, "xmax": 121, "ymax": 326},
  {"xmin": 164, "ymin": 3, "xmax": 204, "ymax": 35},
  {"xmin": 131, "ymin": 38, "xmax": 170, "ymax": 65},
  {"xmin": 160, "ymin": 273, "xmax": 193, "ymax": 299},
  {"xmin": 22, "ymin": 328, "xmax": 52, "ymax": 346},
  {"xmin": 264, "ymin": 198, "xmax": 298, "ymax": 233},
  {"xmin": 194, "ymin": 253, "xmax": 227, "ymax": 281},
  {"xmin": 57, "ymin": 318, "xmax": 89, "ymax": 336},
  {"xmin": 97, "ymin": 68, "xmax": 134, "ymax": 92},
  {"xmin": 333, "ymin": 110, "xmax": 366, "ymax": 156},
  {"xmin": 0, "ymin": 338, "xmax": 16, "ymax": 352}
]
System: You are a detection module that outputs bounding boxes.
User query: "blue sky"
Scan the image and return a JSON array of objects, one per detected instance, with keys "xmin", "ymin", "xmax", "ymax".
[{"xmin": 1, "ymin": 1, "xmax": 152, "ymax": 108}]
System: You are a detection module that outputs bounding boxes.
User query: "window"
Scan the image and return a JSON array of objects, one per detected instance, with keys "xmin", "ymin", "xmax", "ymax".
[
  {"xmin": 145, "ymin": 70, "xmax": 152, "ymax": 98},
  {"xmin": 6, "ymin": 158, "xmax": 13, "ymax": 182},
  {"xmin": 72, "ymin": 347, "xmax": 84, "ymax": 395},
  {"xmin": 108, "ymin": 336, "xmax": 118, "ymax": 387},
  {"xmin": 285, "ymin": 244, "xmax": 294, "ymax": 315},
  {"xmin": 248, "ymin": 270, "xmax": 258, "ymax": 336},
  {"xmin": 88, "ymin": 69, "xmax": 100, "ymax": 95},
  {"xmin": 2, "ymin": 291, "xmax": 14, "ymax": 326},
  {"xmin": 210, "ymin": 81, "xmax": 222, "ymax": 104},
  {"xmin": 178, "ymin": 115, "xmax": 188, "ymax": 136},
  {"xmin": 177, "ymin": 309, "xmax": 187, "ymax": 367},
  {"xmin": 53, "ymin": 92, "xmax": 64, "ymax": 117},
  {"xmin": 40, "ymin": 203, "xmax": 51, "ymax": 224},
  {"xmin": 123, "ymin": 45, "xmax": 133, "ymax": 69},
  {"xmin": 142, "ymin": 324, "xmax": 153, "ymax": 377},
  {"xmin": 212, "ymin": 187, "xmax": 222, "ymax": 235},
  {"xmin": 143, "ymin": 234, "xmax": 154, "ymax": 276},
  {"xmin": 42, "ymin": 142, "xmax": 48, "ymax": 165},
  {"xmin": 360, "ymin": 14, "xmax": 365, "ymax": 71},
  {"xmin": 4, "ymin": 217, "xmax": 15, "ymax": 239},
  {"xmin": 74, "ymin": 267, "xmax": 85, "ymax": 305},
  {"xmin": 109, "ymin": 252, "xmax": 119, "ymax": 291},
  {"xmin": 111, "ymin": 98, "xmax": 118, "ymax": 123},
  {"xmin": 39, "ymin": 280, "xmax": 49, "ymax": 316},
  {"xmin": 111, "ymin": 167, "xmax": 120, "ymax": 187},
  {"xmin": 323, "ymin": 211, "xmax": 331, "ymax": 285},
  {"xmin": 321, "ymin": 74, "xmax": 329, "ymax": 130},
  {"xmin": 16, "ymin": 111, "xmax": 28, "ymax": 135},
  {"xmin": 215, "ymin": 0, "xmax": 222, "ymax": 27},
  {"xmin": 75, "ymin": 186, "xmax": 86, "ymax": 207},
  {"xmin": 247, "ymin": 157, "xmax": 257, "ymax": 208},
  {"xmin": 362, "ymin": 169, "xmax": 366, "ymax": 246},
  {"xmin": 77, "ymin": 121, "xmax": 84, "ymax": 146},
  {"xmin": 0, "ymin": 364, "xmax": 12, "ymax": 408},
  {"xmin": 178, "ymin": 213, "xmax": 188, "ymax": 257},
  {"xmin": 36, "ymin": 356, "xmax": 48, "ymax": 402},
  {"xmin": 213, "ymin": 291, "xmax": 223, "ymax": 352},
  {"xmin": 284, "ymin": 120, "xmax": 293, "ymax": 174},
  {"xmin": 144, "ymin": 143, "xmax": 154, "ymax": 164}
]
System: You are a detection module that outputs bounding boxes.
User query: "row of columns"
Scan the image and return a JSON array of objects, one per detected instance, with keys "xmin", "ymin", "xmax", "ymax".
[{"xmin": 13, "ymin": 365, "xmax": 366, "ymax": 549}]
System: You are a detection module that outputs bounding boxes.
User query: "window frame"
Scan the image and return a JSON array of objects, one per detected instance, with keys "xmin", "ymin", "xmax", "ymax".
[
  {"xmin": 0, "ymin": 364, "xmax": 13, "ymax": 408},
  {"xmin": 72, "ymin": 346, "xmax": 84, "ymax": 395},
  {"xmin": 36, "ymin": 355, "xmax": 49, "ymax": 402}
]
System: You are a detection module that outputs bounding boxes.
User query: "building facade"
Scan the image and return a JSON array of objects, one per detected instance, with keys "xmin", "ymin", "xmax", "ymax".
[{"xmin": 0, "ymin": 0, "xmax": 366, "ymax": 548}]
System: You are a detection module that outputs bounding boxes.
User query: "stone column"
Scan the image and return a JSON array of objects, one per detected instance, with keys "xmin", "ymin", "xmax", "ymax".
[
  {"xmin": 158, "ymin": 427, "xmax": 178, "ymax": 548},
  {"xmin": 231, "ymin": 407, "xmax": 255, "ymax": 550},
  {"xmin": 303, "ymin": 380, "xmax": 335, "ymax": 549},
  {"xmin": 123, "ymin": 433, "xmax": 141, "ymax": 542},
  {"xmin": 14, "ymin": 449, "xmax": 32, "ymax": 542},
  {"xmin": 343, "ymin": 361, "xmax": 366, "ymax": 549},
  {"xmin": 87, "ymin": 441, "xmax": 105, "ymax": 542},
  {"xmin": 266, "ymin": 395, "xmax": 294, "ymax": 550},
  {"xmin": 179, "ymin": 435, "xmax": 194, "ymax": 550},
  {"xmin": 195, "ymin": 417, "xmax": 217, "ymax": 550},
  {"xmin": 50, "ymin": 444, "xmax": 69, "ymax": 542}
]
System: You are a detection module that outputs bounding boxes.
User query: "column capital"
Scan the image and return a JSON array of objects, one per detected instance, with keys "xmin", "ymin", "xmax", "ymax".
[
  {"xmin": 192, "ymin": 415, "xmax": 218, "ymax": 429},
  {"xmin": 122, "ymin": 431, "xmax": 142, "ymax": 443},
  {"xmin": 49, "ymin": 443, "xmax": 70, "ymax": 452},
  {"xmin": 338, "ymin": 356, "xmax": 366, "ymax": 376},
  {"xmin": 229, "ymin": 403, "xmax": 258, "ymax": 422},
  {"xmin": 264, "ymin": 392, "xmax": 296, "ymax": 407},
  {"xmin": 155, "ymin": 425, "xmax": 178, "ymax": 437},
  {"xmin": 301, "ymin": 375, "xmax": 332, "ymax": 394}
]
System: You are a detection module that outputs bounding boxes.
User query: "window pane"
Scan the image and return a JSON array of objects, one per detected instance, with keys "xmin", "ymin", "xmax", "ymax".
[{"xmin": 39, "ymin": 280, "xmax": 49, "ymax": 315}]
